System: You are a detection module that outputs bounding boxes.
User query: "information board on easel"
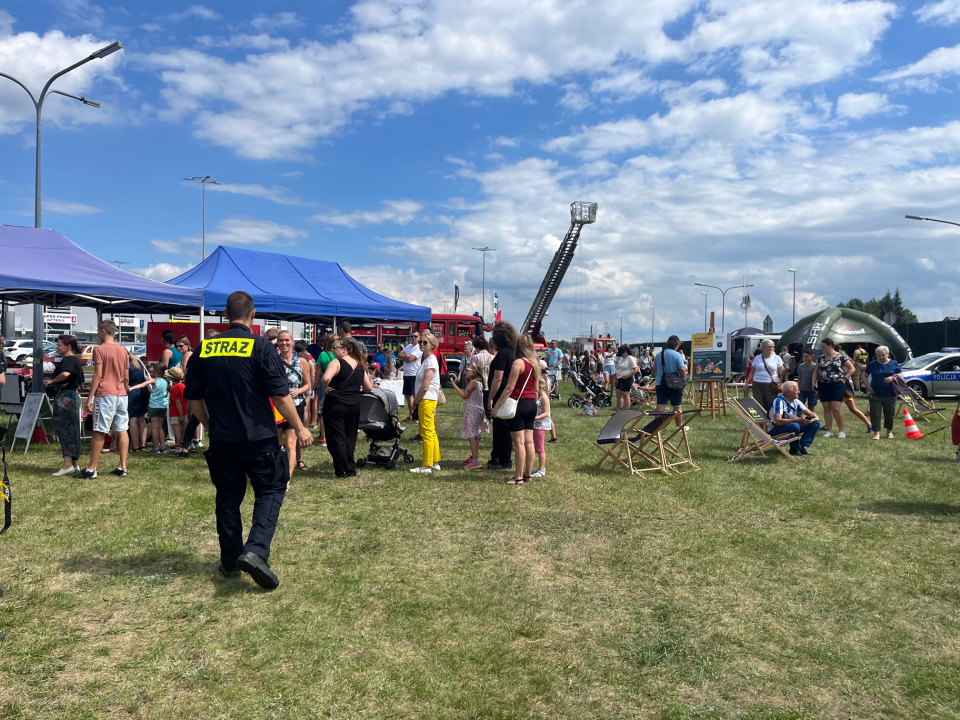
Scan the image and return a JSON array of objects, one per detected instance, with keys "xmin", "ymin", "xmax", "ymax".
[
  {"xmin": 692, "ymin": 326, "xmax": 731, "ymax": 419},
  {"xmin": 11, "ymin": 393, "xmax": 56, "ymax": 454}
]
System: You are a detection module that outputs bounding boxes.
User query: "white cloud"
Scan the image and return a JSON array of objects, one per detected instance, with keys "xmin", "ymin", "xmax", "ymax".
[
  {"xmin": 492, "ymin": 136, "xmax": 519, "ymax": 148},
  {"xmin": 164, "ymin": 6, "xmax": 221, "ymax": 22},
  {"xmin": 131, "ymin": 262, "xmax": 194, "ymax": 282},
  {"xmin": 835, "ymin": 92, "xmax": 904, "ymax": 119},
  {"xmin": 558, "ymin": 83, "xmax": 592, "ymax": 112},
  {"xmin": 0, "ymin": 10, "xmax": 14, "ymax": 36},
  {"xmin": 251, "ymin": 12, "xmax": 304, "ymax": 32},
  {"xmin": 45, "ymin": 198, "xmax": 102, "ymax": 215},
  {"xmin": 0, "ymin": 25, "xmax": 123, "ymax": 134},
  {"xmin": 544, "ymin": 92, "xmax": 795, "ymax": 159},
  {"xmin": 151, "ymin": 216, "xmax": 309, "ymax": 257},
  {"xmin": 205, "ymin": 182, "xmax": 312, "ymax": 206},
  {"xmin": 874, "ymin": 44, "xmax": 960, "ymax": 86},
  {"xmin": 916, "ymin": 0, "xmax": 960, "ymax": 24},
  {"xmin": 309, "ymin": 200, "xmax": 423, "ymax": 228}
]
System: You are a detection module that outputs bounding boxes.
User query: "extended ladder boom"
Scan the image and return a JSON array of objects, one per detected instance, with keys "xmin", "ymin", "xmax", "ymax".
[{"xmin": 522, "ymin": 202, "xmax": 597, "ymax": 342}]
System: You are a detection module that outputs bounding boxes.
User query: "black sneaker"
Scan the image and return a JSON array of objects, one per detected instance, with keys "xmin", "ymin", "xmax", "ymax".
[
  {"xmin": 789, "ymin": 448, "xmax": 800, "ymax": 456},
  {"xmin": 236, "ymin": 551, "xmax": 280, "ymax": 590},
  {"xmin": 178, "ymin": 449, "xmax": 190, "ymax": 459},
  {"xmin": 218, "ymin": 563, "xmax": 241, "ymax": 579},
  {"xmin": 799, "ymin": 447, "xmax": 812, "ymax": 456},
  {"xmin": 77, "ymin": 468, "xmax": 97, "ymax": 479},
  {"xmin": 488, "ymin": 462, "xmax": 506, "ymax": 470},
  {"xmin": 109, "ymin": 467, "xmax": 128, "ymax": 477}
]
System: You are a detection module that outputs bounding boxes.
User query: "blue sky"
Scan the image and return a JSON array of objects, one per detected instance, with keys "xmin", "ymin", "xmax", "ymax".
[{"xmin": 2, "ymin": 0, "xmax": 960, "ymax": 341}]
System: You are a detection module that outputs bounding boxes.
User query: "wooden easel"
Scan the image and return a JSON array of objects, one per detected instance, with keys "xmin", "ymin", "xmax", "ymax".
[{"xmin": 695, "ymin": 379, "xmax": 727, "ymax": 419}]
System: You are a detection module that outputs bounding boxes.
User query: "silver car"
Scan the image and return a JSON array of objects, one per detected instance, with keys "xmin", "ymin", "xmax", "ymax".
[{"xmin": 900, "ymin": 351, "xmax": 960, "ymax": 399}]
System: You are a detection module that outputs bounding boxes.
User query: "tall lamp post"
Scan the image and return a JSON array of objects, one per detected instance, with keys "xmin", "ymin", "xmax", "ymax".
[
  {"xmin": 906, "ymin": 214, "xmax": 960, "ymax": 229},
  {"xmin": 694, "ymin": 282, "xmax": 754, "ymax": 334},
  {"xmin": 788, "ymin": 268, "xmax": 796, "ymax": 326},
  {"xmin": 618, "ymin": 314, "xmax": 623, "ymax": 344},
  {"xmin": 184, "ymin": 175, "xmax": 219, "ymax": 261},
  {"xmin": 701, "ymin": 291, "xmax": 707, "ymax": 332},
  {"xmin": 472, "ymin": 246, "xmax": 496, "ymax": 322},
  {"xmin": 649, "ymin": 306, "xmax": 655, "ymax": 347},
  {"xmin": 1, "ymin": 40, "xmax": 123, "ymax": 392}
]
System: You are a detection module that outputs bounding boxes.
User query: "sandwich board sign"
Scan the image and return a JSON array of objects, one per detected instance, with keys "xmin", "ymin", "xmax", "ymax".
[
  {"xmin": 691, "ymin": 332, "xmax": 732, "ymax": 381},
  {"xmin": 11, "ymin": 393, "xmax": 55, "ymax": 454}
]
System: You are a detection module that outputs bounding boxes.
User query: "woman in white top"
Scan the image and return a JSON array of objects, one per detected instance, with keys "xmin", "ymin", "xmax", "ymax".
[
  {"xmin": 750, "ymin": 339, "xmax": 785, "ymax": 413},
  {"xmin": 411, "ymin": 330, "xmax": 442, "ymax": 474},
  {"xmin": 614, "ymin": 345, "xmax": 638, "ymax": 411},
  {"xmin": 603, "ymin": 348, "xmax": 618, "ymax": 392}
]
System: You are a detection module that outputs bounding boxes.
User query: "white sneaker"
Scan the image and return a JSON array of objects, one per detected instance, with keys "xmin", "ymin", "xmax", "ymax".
[
  {"xmin": 837, "ymin": 432, "xmax": 846, "ymax": 439},
  {"xmin": 432, "ymin": 464, "xmax": 441, "ymax": 471},
  {"xmin": 531, "ymin": 470, "xmax": 546, "ymax": 478},
  {"xmin": 52, "ymin": 466, "xmax": 76, "ymax": 477},
  {"xmin": 410, "ymin": 466, "xmax": 432, "ymax": 474},
  {"xmin": 823, "ymin": 431, "xmax": 833, "ymax": 438}
]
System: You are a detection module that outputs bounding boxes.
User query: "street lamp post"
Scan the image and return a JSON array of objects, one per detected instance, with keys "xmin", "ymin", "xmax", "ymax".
[
  {"xmin": 649, "ymin": 306, "xmax": 655, "ymax": 347},
  {"xmin": 788, "ymin": 269, "xmax": 796, "ymax": 326},
  {"xmin": 701, "ymin": 291, "xmax": 707, "ymax": 332},
  {"xmin": 1, "ymin": 40, "xmax": 123, "ymax": 392},
  {"xmin": 906, "ymin": 214, "xmax": 960, "ymax": 229},
  {"xmin": 184, "ymin": 175, "xmax": 220, "ymax": 261},
  {"xmin": 694, "ymin": 282, "xmax": 754, "ymax": 334},
  {"xmin": 618, "ymin": 314, "xmax": 623, "ymax": 344},
  {"xmin": 556, "ymin": 325, "xmax": 559, "ymax": 342},
  {"xmin": 472, "ymin": 246, "xmax": 496, "ymax": 322}
]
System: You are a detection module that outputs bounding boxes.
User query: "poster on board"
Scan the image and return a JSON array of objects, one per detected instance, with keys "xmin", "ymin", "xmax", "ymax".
[{"xmin": 691, "ymin": 333, "xmax": 731, "ymax": 381}]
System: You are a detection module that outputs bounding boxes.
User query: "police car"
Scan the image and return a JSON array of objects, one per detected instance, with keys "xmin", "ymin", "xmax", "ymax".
[{"xmin": 900, "ymin": 349, "xmax": 960, "ymax": 399}]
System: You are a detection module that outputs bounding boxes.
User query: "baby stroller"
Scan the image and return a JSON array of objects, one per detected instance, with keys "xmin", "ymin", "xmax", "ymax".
[
  {"xmin": 547, "ymin": 370, "xmax": 561, "ymax": 402},
  {"xmin": 355, "ymin": 388, "xmax": 415, "ymax": 470},
  {"xmin": 581, "ymin": 372, "xmax": 613, "ymax": 408},
  {"xmin": 567, "ymin": 372, "xmax": 599, "ymax": 410}
]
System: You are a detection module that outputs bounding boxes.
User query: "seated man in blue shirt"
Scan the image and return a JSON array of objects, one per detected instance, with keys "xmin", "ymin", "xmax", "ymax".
[{"xmin": 768, "ymin": 380, "xmax": 821, "ymax": 456}]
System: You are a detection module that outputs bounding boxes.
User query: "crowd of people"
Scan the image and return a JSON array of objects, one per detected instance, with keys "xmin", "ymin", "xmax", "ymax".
[{"xmin": 37, "ymin": 317, "xmax": 914, "ymax": 486}]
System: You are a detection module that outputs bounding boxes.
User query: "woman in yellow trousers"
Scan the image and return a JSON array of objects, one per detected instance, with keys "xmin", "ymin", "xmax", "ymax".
[{"xmin": 410, "ymin": 330, "xmax": 441, "ymax": 473}]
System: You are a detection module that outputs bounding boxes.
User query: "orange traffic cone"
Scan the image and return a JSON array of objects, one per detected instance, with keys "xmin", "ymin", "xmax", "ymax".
[{"xmin": 903, "ymin": 409, "xmax": 924, "ymax": 439}]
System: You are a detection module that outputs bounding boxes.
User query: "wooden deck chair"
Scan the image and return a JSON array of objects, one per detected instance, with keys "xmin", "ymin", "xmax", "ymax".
[
  {"xmin": 594, "ymin": 410, "xmax": 649, "ymax": 475},
  {"xmin": 727, "ymin": 397, "xmax": 798, "ymax": 463},
  {"xmin": 620, "ymin": 411, "xmax": 678, "ymax": 476},
  {"xmin": 897, "ymin": 386, "xmax": 948, "ymax": 423},
  {"xmin": 629, "ymin": 384, "xmax": 657, "ymax": 411},
  {"xmin": 652, "ymin": 408, "xmax": 703, "ymax": 474}
]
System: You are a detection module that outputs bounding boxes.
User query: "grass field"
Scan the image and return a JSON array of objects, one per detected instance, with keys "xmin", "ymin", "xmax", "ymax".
[{"xmin": 1, "ymin": 388, "xmax": 959, "ymax": 719}]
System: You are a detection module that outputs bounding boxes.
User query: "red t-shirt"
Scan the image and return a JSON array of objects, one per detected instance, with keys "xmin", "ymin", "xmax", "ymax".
[
  {"xmin": 169, "ymin": 382, "xmax": 187, "ymax": 416},
  {"xmin": 510, "ymin": 360, "xmax": 538, "ymax": 400}
]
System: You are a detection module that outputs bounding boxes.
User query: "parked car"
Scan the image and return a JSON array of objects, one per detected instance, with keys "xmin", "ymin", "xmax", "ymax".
[
  {"xmin": 900, "ymin": 350, "xmax": 960, "ymax": 398},
  {"xmin": 3, "ymin": 338, "xmax": 55, "ymax": 365}
]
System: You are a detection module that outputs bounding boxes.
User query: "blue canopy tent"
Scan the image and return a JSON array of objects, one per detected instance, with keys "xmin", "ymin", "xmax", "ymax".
[
  {"xmin": 0, "ymin": 225, "xmax": 204, "ymax": 313},
  {"xmin": 166, "ymin": 246, "xmax": 432, "ymax": 323}
]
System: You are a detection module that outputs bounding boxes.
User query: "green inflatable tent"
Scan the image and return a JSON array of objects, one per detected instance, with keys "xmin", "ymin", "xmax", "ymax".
[{"xmin": 778, "ymin": 307, "xmax": 912, "ymax": 362}]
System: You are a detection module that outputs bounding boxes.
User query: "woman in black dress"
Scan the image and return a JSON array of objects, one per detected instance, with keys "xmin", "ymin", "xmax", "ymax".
[
  {"xmin": 127, "ymin": 350, "xmax": 149, "ymax": 453},
  {"xmin": 320, "ymin": 337, "xmax": 373, "ymax": 478},
  {"xmin": 44, "ymin": 334, "xmax": 84, "ymax": 476}
]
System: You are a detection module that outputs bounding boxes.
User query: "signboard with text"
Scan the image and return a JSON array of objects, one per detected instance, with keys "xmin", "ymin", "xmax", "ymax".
[{"xmin": 691, "ymin": 332, "xmax": 731, "ymax": 380}]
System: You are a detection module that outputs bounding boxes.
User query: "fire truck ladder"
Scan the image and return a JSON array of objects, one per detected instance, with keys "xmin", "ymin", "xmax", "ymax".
[{"xmin": 522, "ymin": 201, "xmax": 598, "ymax": 341}]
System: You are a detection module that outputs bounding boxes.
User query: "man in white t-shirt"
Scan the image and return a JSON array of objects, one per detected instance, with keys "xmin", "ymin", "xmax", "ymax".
[{"xmin": 398, "ymin": 330, "xmax": 423, "ymax": 421}]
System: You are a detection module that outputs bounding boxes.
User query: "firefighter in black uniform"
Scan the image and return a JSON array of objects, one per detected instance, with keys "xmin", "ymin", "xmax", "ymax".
[{"xmin": 185, "ymin": 291, "xmax": 312, "ymax": 589}]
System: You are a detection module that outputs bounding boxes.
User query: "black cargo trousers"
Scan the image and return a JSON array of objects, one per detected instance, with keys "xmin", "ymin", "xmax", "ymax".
[{"xmin": 204, "ymin": 437, "xmax": 289, "ymax": 571}]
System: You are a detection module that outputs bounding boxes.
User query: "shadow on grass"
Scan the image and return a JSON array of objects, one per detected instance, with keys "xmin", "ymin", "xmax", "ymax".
[
  {"xmin": 59, "ymin": 550, "xmax": 267, "ymax": 595},
  {"xmin": 859, "ymin": 501, "xmax": 960, "ymax": 516}
]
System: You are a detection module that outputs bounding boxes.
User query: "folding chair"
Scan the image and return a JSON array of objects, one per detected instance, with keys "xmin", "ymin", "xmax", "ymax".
[
  {"xmin": 621, "ymin": 411, "xmax": 678, "ymax": 476},
  {"xmin": 727, "ymin": 397, "xmax": 798, "ymax": 463},
  {"xmin": 897, "ymin": 386, "xmax": 948, "ymax": 423},
  {"xmin": 594, "ymin": 410, "xmax": 648, "ymax": 475},
  {"xmin": 653, "ymin": 408, "xmax": 702, "ymax": 474}
]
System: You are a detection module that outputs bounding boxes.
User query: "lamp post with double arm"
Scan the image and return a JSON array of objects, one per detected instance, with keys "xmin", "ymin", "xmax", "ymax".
[
  {"xmin": 0, "ymin": 41, "xmax": 123, "ymax": 392},
  {"xmin": 694, "ymin": 282, "xmax": 754, "ymax": 334}
]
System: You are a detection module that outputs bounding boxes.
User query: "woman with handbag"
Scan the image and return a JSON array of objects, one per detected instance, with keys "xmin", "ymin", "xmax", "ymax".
[
  {"xmin": 750, "ymin": 339, "xmax": 784, "ymax": 413},
  {"xmin": 813, "ymin": 337, "xmax": 855, "ymax": 439},
  {"xmin": 655, "ymin": 335, "xmax": 688, "ymax": 423},
  {"xmin": 493, "ymin": 334, "xmax": 540, "ymax": 485},
  {"xmin": 410, "ymin": 330, "xmax": 442, "ymax": 474},
  {"xmin": 44, "ymin": 335, "xmax": 83, "ymax": 476}
]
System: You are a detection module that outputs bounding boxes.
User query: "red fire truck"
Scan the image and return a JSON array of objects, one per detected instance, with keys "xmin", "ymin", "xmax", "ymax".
[{"xmin": 352, "ymin": 314, "xmax": 484, "ymax": 355}]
